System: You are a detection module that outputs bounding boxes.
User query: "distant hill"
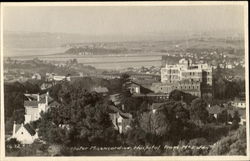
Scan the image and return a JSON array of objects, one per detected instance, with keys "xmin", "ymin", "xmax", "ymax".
[
  {"xmin": 64, "ymin": 47, "xmax": 128, "ymax": 55},
  {"xmin": 4, "ymin": 30, "xmax": 244, "ymax": 49}
]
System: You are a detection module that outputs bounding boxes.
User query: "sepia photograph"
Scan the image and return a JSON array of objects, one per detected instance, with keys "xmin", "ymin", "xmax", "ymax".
[{"xmin": 0, "ymin": 1, "xmax": 249, "ymax": 160}]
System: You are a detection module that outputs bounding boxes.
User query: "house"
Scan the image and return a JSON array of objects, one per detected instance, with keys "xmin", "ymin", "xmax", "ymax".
[
  {"xmin": 32, "ymin": 73, "xmax": 42, "ymax": 80},
  {"xmin": 228, "ymin": 109, "xmax": 246, "ymax": 125},
  {"xmin": 11, "ymin": 123, "xmax": 38, "ymax": 144},
  {"xmin": 132, "ymin": 93, "xmax": 169, "ymax": 102},
  {"xmin": 240, "ymin": 112, "xmax": 246, "ymax": 125},
  {"xmin": 110, "ymin": 93, "xmax": 122, "ymax": 105},
  {"xmin": 231, "ymin": 99, "xmax": 246, "ymax": 109},
  {"xmin": 151, "ymin": 103, "xmax": 165, "ymax": 113},
  {"xmin": 206, "ymin": 105, "xmax": 224, "ymax": 119},
  {"xmin": 24, "ymin": 92, "xmax": 58, "ymax": 124},
  {"xmin": 45, "ymin": 73, "xmax": 55, "ymax": 82},
  {"xmin": 108, "ymin": 105, "xmax": 132, "ymax": 134},
  {"xmin": 125, "ymin": 80, "xmax": 155, "ymax": 95},
  {"xmin": 40, "ymin": 82, "xmax": 53, "ymax": 90},
  {"xmin": 127, "ymin": 82, "xmax": 141, "ymax": 94},
  {"xmin": 53, "ymin": 75, "xmax": 66, "ymax": 81},
  {"xmin": 91, "ymin": 86, "xmax": 109, "ymax": 95}
]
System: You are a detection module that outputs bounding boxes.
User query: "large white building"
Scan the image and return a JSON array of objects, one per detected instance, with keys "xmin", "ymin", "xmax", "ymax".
[
  {"xmin": 156, "ymin": 59, "xmax": 213, "ymax": 97},
  {"xmin": 161, "ymin": 58, "xmax": 212, "ymax": 86}
]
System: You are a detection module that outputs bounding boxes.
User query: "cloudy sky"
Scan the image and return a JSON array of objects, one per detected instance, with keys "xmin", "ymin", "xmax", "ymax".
[{"xmin": 3, "ymin": 4, "xmax": 246, "ymax": 35}]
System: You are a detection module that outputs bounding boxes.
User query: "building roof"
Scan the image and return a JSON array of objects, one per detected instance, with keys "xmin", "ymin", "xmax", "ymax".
[
  {"xmin": 108, "ymin": 105, "xmax": 132, "ymax": 119},
  {"xmin": 151, "ymin": 103, "xmax": 164, "ymax": 109},
  {"xmin": 91, "ymin": 86, "xmax": 109, "ymax": 93},
  {"xmin": 206, "ymin": 105, "xmax": 224, "ymax": 114},
  {"xmin": 24, "ymin": 124, "xmax": 36, "ymax": 136},
  {"xmin": 228, "ymin": 109, "xmax": 246, "ymax": 119},
  {"xmin": 15, "ymin": 124, "xmax": 36, "ymax": 136},
  {"xmin": 108, "ymin": 105, "xmax": 122, "ymax": 113},
  {"xmin": 133, "ymin": 93, "xmax": 168, "ymax": 97},
  {"xmin": 49, "ymin": 100, "xmax": 60, "ymax": 107},
  {"xmin": 24, "ymin": 101, "xmax": 39, "ymax": 107},
  {"xmin": 24, "ymin": 94, "xmax": 39, "ymax": 101},
  {"xmin": 39, "ymin": 93, "xmax": 53, "ymax": 103}
]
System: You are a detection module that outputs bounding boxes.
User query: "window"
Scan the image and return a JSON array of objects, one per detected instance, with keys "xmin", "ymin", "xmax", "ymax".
[{"xmin": 21, "ymin": 132, "xmax": 23, "ymax": 135}]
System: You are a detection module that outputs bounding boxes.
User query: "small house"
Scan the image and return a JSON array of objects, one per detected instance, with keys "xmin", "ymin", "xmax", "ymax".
[
  {"xmin": 108, "ymin": 105, "xmax": 132, "ymax": 134},
  {"xmin": 206, "ymin": 105, "xmax": 223, "ymax": 119},
  {"xmin": 32, "ymin": 73, "xmax": 42, "ymax": 80},
  {"xmin": 12, "ymin": 123, "xmax": 38, "ymax": 144},
  {"xmin": 91, "ymin": 86, "xmax": 109, "ymax": 95}
]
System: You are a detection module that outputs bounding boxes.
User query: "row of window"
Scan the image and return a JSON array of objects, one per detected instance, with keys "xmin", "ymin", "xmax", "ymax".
[{"xmin": 159, "ymin": 85, "xmax": 200, "ymax": 90}]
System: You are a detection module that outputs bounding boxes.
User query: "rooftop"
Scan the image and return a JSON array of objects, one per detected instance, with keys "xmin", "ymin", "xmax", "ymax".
[
  {"xmin": 206, "ymin": 105, "xmax": 224, "ymax": 114},
  {"xmin": 91, "ymin": 86, "xmax": 109, "ymax": 93},
  {"xmin": 24, "ymin": 101, "xmax": 38, "ymax": 107},
  {"xmin": 15, "ymin": 124, "xmax": 36, "ymax": 136}
]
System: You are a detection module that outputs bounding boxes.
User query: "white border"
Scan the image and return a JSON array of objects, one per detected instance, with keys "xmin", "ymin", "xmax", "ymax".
[{"xmin": 0, "ymin": 1, "xmax": 249, "ymax": 161}]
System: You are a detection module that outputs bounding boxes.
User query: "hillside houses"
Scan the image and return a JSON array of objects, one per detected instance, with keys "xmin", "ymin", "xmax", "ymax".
[
  {"xmin": 24, "ymin": 92, "xmax": 59, "ymax": 124},
  {"xmin": 108, "ymin": 105, "xmax": 132, "ymax": 134}
]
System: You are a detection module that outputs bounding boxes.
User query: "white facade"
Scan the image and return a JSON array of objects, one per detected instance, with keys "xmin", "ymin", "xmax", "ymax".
[
  {"xmin": 232, "ymin": 101, "xmax": 246, "ymax": 109},
  {"xmin": 24, "ymin": 92, "xmax": 50, "ymax": 124},
  {"xmin": 161, "ymin": 58, "xmax": 212, "ymax": 86},
  {"xmin": 12, "ymin": 124, "xmax": 38, "ymax": 144},
  {"xmin": 32, "ymin": 73, "xmax": 42, "ymax": 80}
]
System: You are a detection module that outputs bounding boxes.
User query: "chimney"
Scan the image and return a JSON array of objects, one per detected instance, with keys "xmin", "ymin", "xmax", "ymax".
[
  {"xmin": 46, "ymin": 91, "xmax": 49, "ymax": 105},
  {"xmin": 37, "ymin": 94, "xmax": 40, "ymax": 102},
  {"xmin": 12, "ymin": 121, "xmax": 16, "ymax": 136}
]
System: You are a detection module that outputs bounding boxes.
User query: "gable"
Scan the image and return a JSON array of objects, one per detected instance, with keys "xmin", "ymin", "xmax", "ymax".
[
  {"xmin": 15, "ymin": 126, "xmax": 33, "ymax": 137},
  {"xmin": 24, "ymin": 101, "xmax": 39, "ymax": 107}
]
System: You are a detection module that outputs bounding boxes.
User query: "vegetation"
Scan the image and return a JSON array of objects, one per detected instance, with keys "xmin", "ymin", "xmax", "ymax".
[
  {"xmin": 4, "ymin": 72, "xmax": 246, "ymax": 156},
  {"xmin": 209, "ymin": 126, "xmax": 246, "ymax": 155}
]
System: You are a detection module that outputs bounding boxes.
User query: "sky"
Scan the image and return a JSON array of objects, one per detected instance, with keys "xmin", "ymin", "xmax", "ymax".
[{"xmin": 3, "ymin": 5, "xmax": 245, "ymax": 36}]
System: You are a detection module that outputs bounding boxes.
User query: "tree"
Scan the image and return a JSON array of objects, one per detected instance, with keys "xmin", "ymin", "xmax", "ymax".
[
  {"xmin": 169, "ymin": 90, "xmax": 197, "ymax": 105},
  {"xmin": 209, "ymin": 126, "xmax": 246, "ymax": 155},
  {"xmin": 37, "ymin": 83, "xmax": 118, "ymax": 147},
  {"xmin": 140, "ymin": 111, "xmax": 170, "ymax": 137},
  {"xmin": 5, "ymin": 138, "xmax": 21, "ymax": 152},
  {"xmin": 125, "ymin": 128, "xmax": 147, "ymax": 146},
  {"xmin": 217, "ymin": 109, "xmax": 228, "ymax": 124},
  {"xmin": 190, "ymin": 98, "xmax": 209, "ymax": 126},
  {"xmin": 231, "ymin": 111, "xmax": 241, "ymax": 130}
]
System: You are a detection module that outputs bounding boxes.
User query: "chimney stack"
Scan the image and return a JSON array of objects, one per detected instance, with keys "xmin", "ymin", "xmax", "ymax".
[
  {"xmin": 37, "ymin": 94, "xmax": 40, "ymax": 102},
  {"xmin": 46, "ymin": 91, "xmax": 49, "ymax": 105},
  {"xmin": 12, "ymin": 121, "xmax": 16, "ymax": 136}
]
